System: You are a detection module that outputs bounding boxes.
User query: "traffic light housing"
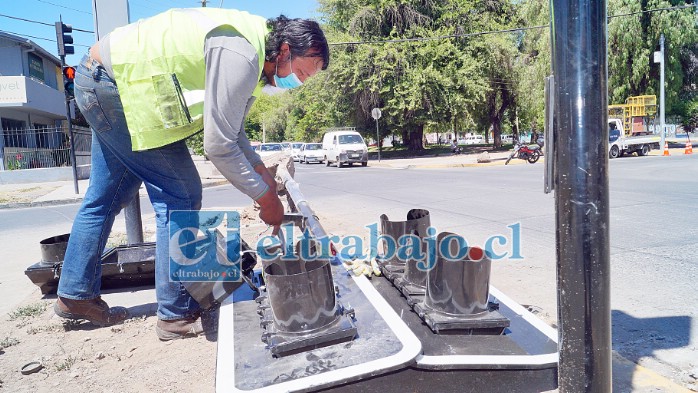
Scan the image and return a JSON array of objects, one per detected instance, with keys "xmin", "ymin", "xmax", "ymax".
[
  {"xmin": 55, "ymin": 22, "xmax": 74, "ymax": 56},
  {"xmin": 63, "ymin": 66, "xmax": 76, "ymax": 99}
]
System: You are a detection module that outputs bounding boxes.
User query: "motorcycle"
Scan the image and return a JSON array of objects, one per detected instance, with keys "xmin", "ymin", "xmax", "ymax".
[{"xmin": 505, "ymin": 137, "xmax": 544, "ymax": 165}]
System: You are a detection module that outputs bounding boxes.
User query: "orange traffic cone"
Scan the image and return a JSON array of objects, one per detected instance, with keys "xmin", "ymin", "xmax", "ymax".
[
  {"xmin": 685, "ymin": 140, "xmax": 693, "ymax": 155},
  {"xmin": 663, "ymin": 142, "xmax": 670, "ymax": 156}
]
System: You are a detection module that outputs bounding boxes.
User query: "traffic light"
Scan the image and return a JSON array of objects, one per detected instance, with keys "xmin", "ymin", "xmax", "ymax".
[
  {"xmin": 63, "ymin": 66, "xmax": 76, "ymax": 99},
  {"xmin": 55, "ymin": 22, "xmax": 74, "ymax": 56}
]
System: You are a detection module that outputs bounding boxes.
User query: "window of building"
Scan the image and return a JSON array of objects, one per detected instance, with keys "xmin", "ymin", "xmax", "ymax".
[{"xmin": 2, "ymin": 118, "xmax": 28, "ymax": 147}]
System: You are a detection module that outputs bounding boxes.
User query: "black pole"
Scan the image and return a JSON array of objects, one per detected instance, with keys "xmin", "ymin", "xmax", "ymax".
[
  {"xmin": 60, "ymin": 54, "xmax": 80, "ymax": 195},
  {"xmin": 376, "ymin": 120, "xmax": 381, "ymax": 162},
  {"xmin": 550, "ymin": 0, "xmax": 612, "ymax": 391}
]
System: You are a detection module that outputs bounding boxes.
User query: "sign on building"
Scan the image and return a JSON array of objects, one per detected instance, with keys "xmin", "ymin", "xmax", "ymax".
[
  {"xmin": 0, "ymin": 77, "xmax": 28, "ymax": 104},
  {"xmin": 28, "ymin": 53, "xmax": 45, "ymax": 82}
]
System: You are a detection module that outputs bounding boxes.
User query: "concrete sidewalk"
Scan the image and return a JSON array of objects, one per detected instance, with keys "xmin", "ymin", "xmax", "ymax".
[
  {"xmin": 368, "ymin": 150, "xmax": 515, "ymax": 169},
  {"xmin": 0, "ymin": 157, "xmax": 229, "ymax": 209},
  {"xmin": 0, "ymin": 177, "xmax": 229, "ymax": 209}
]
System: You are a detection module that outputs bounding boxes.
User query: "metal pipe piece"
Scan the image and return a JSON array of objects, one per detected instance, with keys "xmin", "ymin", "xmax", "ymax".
[
  {"xmin": 264, "ymin": 245, "xmax": 339, "ymax": 333},
  {"xmin": 277, "ymin": 167, "xmax": 334, "ymax": 251},
  {"xmin": 550, "ymin": 0, "xmax": 612, "ymax": 389},
  {"xmin": 379, "ymin": 209, "xmax": 431, "ymax": 288},
  {"xmin": 425, "ymin": 233, "xmax": 491, "ymax": 316},
  {"xmin": 39, "ymin": 234, "xmax": 70, "ymax": 265},
  {"xmin": 379, "ymin": 214, "xmax": 405, "ymax": 265}
]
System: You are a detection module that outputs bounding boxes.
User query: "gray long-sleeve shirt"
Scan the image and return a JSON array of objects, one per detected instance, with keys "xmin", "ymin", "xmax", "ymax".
[{"xmin": 202, "ymin": 30, "xmax": 268, "ymax": 200}]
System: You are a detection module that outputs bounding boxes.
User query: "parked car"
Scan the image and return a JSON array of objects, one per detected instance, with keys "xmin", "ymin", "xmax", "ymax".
[
  {"xmin": 500, "ymin": 134, "xmax": 513, "ymax": 144},
  {"xmin": 257, "ymin": 143, "xmax": 286, "ymax": 158},
  {"xmin": 322, "ymin": 130, "xmax": 368, "ymax": 167},
  {"xmin": 299, "ymin": 143, "xmax": 325, "ymax": 164},
  {"xmin": 289, "ymin": 142, "xmax": 304, "ymax": 161},
  {"xmin": 280, "ymin": 142, "xmax": 291, "ymax": 151}
]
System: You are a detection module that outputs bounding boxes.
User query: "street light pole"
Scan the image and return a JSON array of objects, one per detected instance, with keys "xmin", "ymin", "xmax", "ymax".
[
  {"xmin": 659, "ymin": 34, "xmax": 666, "ymax": 147},
  {"xmin": 375, "ymin": 119, "xmax": 381, "ymax": 162},
  {"xmin": 371, "ymin": 108, "xmax": 382, "ymax": 162}
]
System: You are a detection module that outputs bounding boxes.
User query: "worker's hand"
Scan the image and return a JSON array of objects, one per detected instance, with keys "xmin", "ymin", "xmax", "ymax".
[
  {"xmin": 254, "ymin": 164, "xmax": 277, "ymax": 193},
  {"xmin": 256, "ymin": 189, "xmax": 284, "ymax": 229}
]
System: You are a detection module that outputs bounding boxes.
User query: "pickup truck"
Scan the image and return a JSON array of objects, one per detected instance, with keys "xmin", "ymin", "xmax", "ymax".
[{"xmin": 608, "ymin": 118, "xmax": 660, "ymax": 159}]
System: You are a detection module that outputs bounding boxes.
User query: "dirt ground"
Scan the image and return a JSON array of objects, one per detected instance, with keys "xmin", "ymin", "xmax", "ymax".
[
  {"xmin": 0, "ymin": 298, "xmax": 218, "ymax": 393},
  {"xmin": 0, "ymin": 201, "xmax": 272, "ymax": 393}
]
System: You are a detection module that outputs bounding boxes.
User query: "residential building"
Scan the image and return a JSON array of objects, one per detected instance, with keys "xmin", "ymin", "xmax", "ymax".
[{"xmin": 0, "ymin": 31, "xmax": 83, "ymax": 174}]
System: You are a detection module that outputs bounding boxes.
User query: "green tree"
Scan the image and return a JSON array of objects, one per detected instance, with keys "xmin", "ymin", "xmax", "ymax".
[
  {"xmin": 607, "ymin": 0, "xmax": 697, "ymax": 115},
  {"xmin": 514, "ymin": 0, "xmax": 551, "ymax": 143},
  {"xmin": 460, "ymin": 0, "xmax": 520, "ymax": 147},
  {"xmin": 315, "ymin": 0, "xmax": 498, "ymax": 150},
  {"xmin": 322, "ymin": 0, "xmax": 442, "ymax": 150},
  {"xmin": 677, "ymin": 42, "xmax": 697, "ymax": 131}
]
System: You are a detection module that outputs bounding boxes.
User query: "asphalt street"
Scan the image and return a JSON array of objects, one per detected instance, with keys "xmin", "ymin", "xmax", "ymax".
[{"xmin": 1, "ymin": 153, "xmax": 696, "ymax": 387}]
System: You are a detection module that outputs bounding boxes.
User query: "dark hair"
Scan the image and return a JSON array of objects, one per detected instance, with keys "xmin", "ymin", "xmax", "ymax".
[{"xmin": 266, "ymin": 15, "xmax": 330, "ymax": 70}]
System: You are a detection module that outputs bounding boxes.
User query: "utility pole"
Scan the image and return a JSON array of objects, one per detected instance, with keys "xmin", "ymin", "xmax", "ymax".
[
  {"xmin": 551, "ymin": 0, "xmax": 612, "ymax": 390},
  {"xmin": 55, "ymin": 17, "xmax": 79, "ymax": 195},
  {"xmin": 657, "ymin": 34, "xmax": 666, "ymax": 147},
  {"xmin": 93, "ymin": 0, "xmax": 143, "ymax": 244},
  {"xmin": 372, "ymin": 108, "xmax": 382, "ymax": 162}
]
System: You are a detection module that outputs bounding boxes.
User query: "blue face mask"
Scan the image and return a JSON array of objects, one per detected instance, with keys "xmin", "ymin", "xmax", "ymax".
[{"xmin": 273, "ymin": 55, "xmax": 303, "ymax": 89}]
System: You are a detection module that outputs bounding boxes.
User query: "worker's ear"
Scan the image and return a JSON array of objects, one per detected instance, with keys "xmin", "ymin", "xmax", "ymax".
[{"xmin": 277, "ymin": 42, "xmax": 291, "ymax": 62}]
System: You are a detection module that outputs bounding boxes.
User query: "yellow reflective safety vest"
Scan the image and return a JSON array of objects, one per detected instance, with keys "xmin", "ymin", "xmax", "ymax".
[{"xmin": 109, "ymin": 8, "xmax": 268, "ymax": 151}]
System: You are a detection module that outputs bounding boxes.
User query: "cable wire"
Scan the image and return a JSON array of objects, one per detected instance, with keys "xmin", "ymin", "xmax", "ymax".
[
  {"xmin": 330, "ymin": 24, "xmax": 548, "ymax": 46},
  {"xmin": 1, "ymin": 3, "xmax": 693, "ymax": 49},
  {"xmin": 0, "ymin": 13, "xmax": 94, "ymax": 33},
  {"xmin": 36, "ymin": 0, "xmax": 92, "ymax": 15},
  {"xmin": 328, "ymin": 3, "xmax": 697, "ymax": 46},
  {"xmin": 0, "ymin": 30, "xmax": 91, "ymax": 48},
  {"xmin": 608, "ymin": 3, "xmax": 697, "ymax": 19}
]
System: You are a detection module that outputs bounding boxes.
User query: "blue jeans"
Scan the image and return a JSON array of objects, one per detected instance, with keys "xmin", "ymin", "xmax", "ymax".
[{"xmin": 57, "ymin": 54, "xmax": 203, "ymax": 320}]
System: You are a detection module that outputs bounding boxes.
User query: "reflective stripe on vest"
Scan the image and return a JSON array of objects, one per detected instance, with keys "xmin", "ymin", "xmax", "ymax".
[{"xmin": 109, "ymin": 8, "xmax": 268, "ymax": 151}]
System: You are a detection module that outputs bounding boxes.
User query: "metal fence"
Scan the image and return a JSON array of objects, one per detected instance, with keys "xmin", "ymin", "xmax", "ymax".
[{"xmin": 0, "ymin": 126, "xmax": 91, "ymax": 171}]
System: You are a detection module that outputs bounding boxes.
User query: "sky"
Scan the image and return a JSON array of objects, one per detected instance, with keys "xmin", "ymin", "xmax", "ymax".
[{"xmin": 1, "ymin": 0, "xmax": 322, "ymax": 65}]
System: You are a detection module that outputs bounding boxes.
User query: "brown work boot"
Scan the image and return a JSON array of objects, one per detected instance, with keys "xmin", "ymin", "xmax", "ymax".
[
  {"xmin": 54, "ymin": 296, "xmax": 129, "ymax": 326},
  {"xmin": 156, "ymin": 317, "xmax": 204, "ymax": 341}
]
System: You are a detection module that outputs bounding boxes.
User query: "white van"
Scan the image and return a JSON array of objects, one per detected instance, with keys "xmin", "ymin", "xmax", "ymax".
[{"xmin": 322, "ymin": 130, "xmax": 368, "ymax": 167}]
